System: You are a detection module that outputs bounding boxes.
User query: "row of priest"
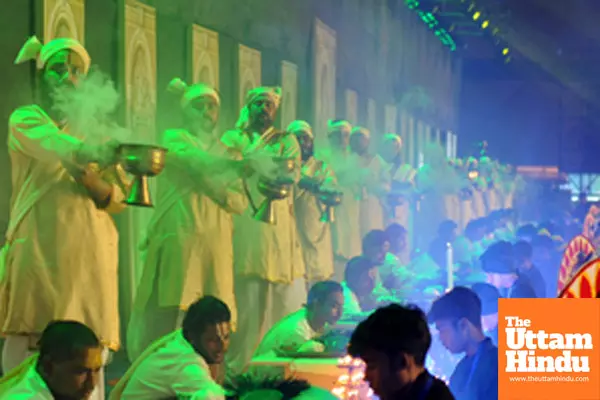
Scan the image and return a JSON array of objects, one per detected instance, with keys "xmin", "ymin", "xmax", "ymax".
[{"xmin": 0, "ymin": 36, "xmax": 519, "ymax": 398}]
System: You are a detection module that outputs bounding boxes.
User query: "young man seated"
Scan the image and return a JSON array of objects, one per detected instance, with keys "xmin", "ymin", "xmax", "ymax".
[
  {"xmin": 252, "ymin": 281, "xmax": 345, "ymax": 359},
  {"xmin": 110, "ymin": 296, "xmax": 231, "ymax": 399},
  {"xmin": 428, "ymin": 287, "xmax": 498, "ymax": 400},
  {"xmin": 348, "ymin": 304, "xmax": 454, "ymax": 400},
  {"xmin": 481, "ymin": 241, "xmax": 536, "ymax": 298},
  {"xmin": 341, "ymin": 256, "xmax": 400, "ymax": 319},
  {"xmin": 0, "ymin": 320, "xmax": 104, "ymax": 400}
]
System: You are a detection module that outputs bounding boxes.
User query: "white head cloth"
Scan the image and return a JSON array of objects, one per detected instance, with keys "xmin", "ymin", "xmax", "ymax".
[
  {"xmin": 383, "ymin": 133, "xmax": 402, "ymax": 146},
  {"xmin": 235, "ymin": 86, "xmax": 282, "ymax": 130},
  {"xmin": 287, "ymin": 120, "xmax": 313, "ymax": 138},
  {"xmin": 327, "ymin": 119, "xmax": 352, "ymax": 134},
  {"xmin": 351, "ymin": 126, "xmax": 371, "ymax": 138},
  {"xmin": 166, "ymin": 77, "xmax": 220, "ymax": 108},
  {"xmin": 14, "ymin": 36, "xmax": 91, "ymax": 74}
]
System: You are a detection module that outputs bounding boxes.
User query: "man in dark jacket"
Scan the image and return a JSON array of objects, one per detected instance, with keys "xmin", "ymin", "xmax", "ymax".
[
  {"xmin": 514, "ymin": 240, "xmax": 546, "ymax": 298},
  {"xmin": 429, "ymin": 287, "xmax": 498, "ymax": 400},
  {"xmin": 481, "ymin": 241, "xmax": 536, "ymax": 298},
  {"xmin": 349, "ymin": 304, "xmax": 454, "ymax": 400}
]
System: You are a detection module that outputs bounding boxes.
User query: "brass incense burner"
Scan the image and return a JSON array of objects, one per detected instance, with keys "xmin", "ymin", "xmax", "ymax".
[
  {"xmin": 254, "ymin": 156, "xmax": 296, "ymax": 224},
  {"xmin": 387, "ymin": 181, "xmax": 412, "ymax": 218},
  {"xmin": 117, "ymin": 143, "xmax": 167, "ymax": 207},
  {"xmin": 318, "ymin": 189, "xmax": 343, "ymax": 223}
]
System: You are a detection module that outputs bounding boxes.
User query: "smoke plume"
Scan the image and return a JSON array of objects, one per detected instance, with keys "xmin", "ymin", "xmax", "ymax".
[{"xmin": 51, "ymin": 69, "xmax": 132, "ymax": 147}]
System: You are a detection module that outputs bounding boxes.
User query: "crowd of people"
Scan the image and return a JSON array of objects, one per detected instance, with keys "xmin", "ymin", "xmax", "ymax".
[{"xmin": 0, "ymin": 34, "xmax": 582, "ymax": 400}]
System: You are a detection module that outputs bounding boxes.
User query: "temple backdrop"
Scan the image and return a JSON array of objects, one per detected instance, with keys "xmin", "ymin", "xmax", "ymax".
[{"xmin": 0, "ymin": 0, "xmax": 461, "ymax": 343}]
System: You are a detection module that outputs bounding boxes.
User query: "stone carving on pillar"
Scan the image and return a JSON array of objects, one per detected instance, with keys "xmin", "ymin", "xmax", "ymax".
[
  {"xmin": 313, "ymin": 19, "xmax": 337, "ymax": 140},
  {"xmin": 121, "ymin": 0, "xmax": 157, "ymax": 299},
  {"xmin": 191, "ymin": 25, "xmax": 219, "ymax": 89},
  {"xmin": 44, "ymin": 0, "xmax": 85, "ymax": 42},
  {"xmin": 384, "ymin": 104, "xmax": 397, "ymax": 134},
  {"xmin": 125, "ymin": 0, "xmax": 156, "ymax": 142},
  {"xmin": 281, "ymin": 61, "xmax": 298, "ymax": 129},
  {"xmin": 367, "ymin": 98, "xmax": 377, "ymax": 134},
  {"xmin": 238, "ymin": 44, "xmax": 262, "ymax": 108},
  {"xmin": 345, "ymin": 89, "xmax": 358, "ymax": 125}
]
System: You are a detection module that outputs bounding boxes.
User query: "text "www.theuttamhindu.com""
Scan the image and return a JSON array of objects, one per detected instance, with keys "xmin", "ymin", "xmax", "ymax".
[{"xmin": 508, "ymin": 376, "xmax": 590, "ymax": 383}]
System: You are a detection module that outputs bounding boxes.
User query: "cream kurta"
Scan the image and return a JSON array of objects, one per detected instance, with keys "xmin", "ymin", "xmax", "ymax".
[
  {"xmin": 128, "ymin": 129, "xmax": 246, "ymax": 356},
  {"xmin": 295, "ymin": 157, "xmax": 335, "ymax": 283},
  {"xmin": 221, "ymin": 129, "xmax": 305, "ymax": 283},
  {"xmin": 318, "ymin": 149, "xmax": 362, "ymax": 280},
  {"xmin": 221, "ymin": 128, "xmax": 306, "ymax": 374},
  {"xmin": 356, "ymin": 153, "xmax": 390, "ymax": 238},
  {"xmin": 386, "ymin": 163, "xmax": 416, "ymax": 229},
  {"xmin": 0, "ymin": 105, "xmax": 126, "ymax": 350}
]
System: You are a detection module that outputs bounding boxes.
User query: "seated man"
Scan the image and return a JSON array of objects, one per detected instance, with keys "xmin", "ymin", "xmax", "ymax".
[
  {"xmin": 481, "ymin": 241, "xmax": 536, "ymax": 298},
  {"xmin": 341, "ymin": 256, "xmax": 390, "ymax": 319},
  {"xmin": 349, "ymin": 304, "xmax": 454, "ymax": 400},
  {"xmin": 428, "ymin": 287, "xmax": 498, "ymax": 400},
  {"xmin": 0, "ymin": 320, "xmax": 104, "ymax": 400},
  {"xmin": 252, "ymin": 281, "xmax": 344, "ymax": 358},
  {"xmin": 111, "ymin": 296, "xmax": 231, "ymax": 399}
]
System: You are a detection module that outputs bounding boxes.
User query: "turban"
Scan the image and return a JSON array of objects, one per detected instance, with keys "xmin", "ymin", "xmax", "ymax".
[
  {"xmin": 287, "ymin": 120, "xmax": 313, "ymax": 138},
  {"xmin": 351, "ymin": 126, "xmax": 370, "ymax": 138},
  {"xmin": 235, "ymin": 86, "xmax": 282, "ymax": 130},
  {"xmin": 327, "ymin": 119, "xmax": 351, "ymax": 134},
  {"xmin": 383, "ymin": 133, "xmax": 402, "ymax": 145},
  {"xmin": 14, "ymin": 36, "xmax": 91, "ymax": 74},
  {"xmin": 166, "ymin": 77, "xmax": 220, "ymax": 108}
]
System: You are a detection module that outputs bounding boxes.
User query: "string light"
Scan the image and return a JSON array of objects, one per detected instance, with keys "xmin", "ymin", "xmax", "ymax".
[
  {"xmin": 472, "ymin": 11, "xmax": 481, "ymax": 21},
  {"xmin": 405, "ymin": 1, "xmax": 457, "ymax": 51},
  {"xmin": 481, "ymin": 20, "xmax": 489, "ymax": 29}
]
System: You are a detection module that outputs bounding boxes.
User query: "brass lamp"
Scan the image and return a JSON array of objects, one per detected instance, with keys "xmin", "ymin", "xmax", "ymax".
[
  {"xmin": 318, "ymin": 189, "xmax": 343, "ymax": 223},
  {"xmin": 118, "ymin": 143, "xmax": 167, "ymax": 207},
  {"xmin": 253, "ymin": 156, "xmax": 296, "ymax": 224}
]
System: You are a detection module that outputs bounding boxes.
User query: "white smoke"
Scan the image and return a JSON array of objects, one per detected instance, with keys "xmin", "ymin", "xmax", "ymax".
[{"xmin": 51, "ymin": 69, "xmax": 132, "ymax": 147}]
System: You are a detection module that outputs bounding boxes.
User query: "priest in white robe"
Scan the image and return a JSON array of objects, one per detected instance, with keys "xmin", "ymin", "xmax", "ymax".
[
  {"xmin": 221, "ymin": 87, "xmax": 306, "ymax": 375},
  {"xmin": 318, "ymin": 120, "xmax": 362, "ymax": 281},
  {"xmin": 349, "ymin": 127, "xmax": 390, "ymax": 238},
  {"xmin": 127, "ymin": 79, "xmax": 247, "ymax": 361},
  {"xmin": 289, "ymin": 120, "xmax": 336, "ymax": 287},
  {"xmin": 0, "ymin": 36, "xmax": 126, "ymax": 399}
]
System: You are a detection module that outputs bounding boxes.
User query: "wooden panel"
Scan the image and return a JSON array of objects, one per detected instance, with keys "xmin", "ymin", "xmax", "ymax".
[
  {"xmin": 345, "ymin": 89, "xmax": 358, "ymax": 124},
  {"xmin": 238, "ymin": 44, "xmax": 261, "ymax": 108},
  {"xmin": 313, "ymin": 18, "xmax": 337, "ymax": 143},
  {"xmin": 44, "ymin": 0, "xmax": 85, "ymax": 42},
  {"xmin": 367, "ymin": 98, "xmax": 376, "ymax": 133},
  {"xmin": 281, "ymin": 61, "xmax": 298, "ymax": 129},
  {"xmin": 191, "ymin": 25, "xmax": 219, "ymax": 89},
  {"xmin": 121, "ymin": 0, "xmax": 157, "ymax": 300},
  {"xmin": 384, "ymin": 104, "xmax": 397, "ymax": 133}
]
